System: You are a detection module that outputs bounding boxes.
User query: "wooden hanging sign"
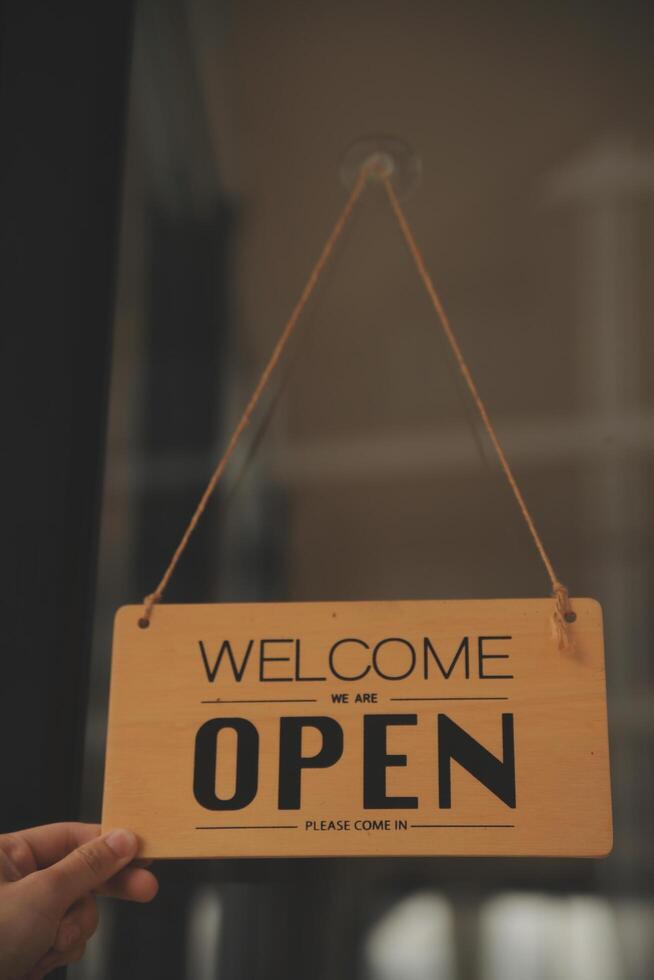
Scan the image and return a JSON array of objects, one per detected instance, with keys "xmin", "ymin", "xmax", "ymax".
[
  {"xmin": 104, "ymin": 159, "xmax": 612, "ymax": 860},
  {"xmin": 102, "ymin": 597, "xmax": 612, "ymax": 859}
]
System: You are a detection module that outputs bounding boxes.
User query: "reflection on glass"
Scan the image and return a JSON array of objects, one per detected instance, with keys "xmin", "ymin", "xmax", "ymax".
[
  {"xmin": 186, "ymin": 888, "xmax": 223, "ymax": 980},
  {"xmin": 365, "ymin": 892, "xmax": 455, "ymax": 980},
  {"xmin": 480, "ymin": 893, "xmax": 626, "ymax": 980}
]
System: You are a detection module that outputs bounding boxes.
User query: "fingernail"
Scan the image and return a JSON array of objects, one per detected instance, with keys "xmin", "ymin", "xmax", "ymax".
[
  {"xmin": 57, "ymin": 921, "xmax": 81, "ymax": 951},
  {"xmin": 104, "ymin": 828, "xmax": 137, "ymax": 859}
]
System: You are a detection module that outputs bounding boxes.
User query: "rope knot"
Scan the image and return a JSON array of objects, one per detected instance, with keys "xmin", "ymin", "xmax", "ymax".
[
  {"xmin": 551, "ymin": 581, "xmax": 575, "ymax": 652},
  {"xmin": 139, "ymin": 593, "xmax": 158, "ymax": 629}
]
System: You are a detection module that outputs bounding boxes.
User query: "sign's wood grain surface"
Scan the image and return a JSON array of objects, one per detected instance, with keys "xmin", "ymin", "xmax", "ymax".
[{"xmin": 102, "ymin": 598, "xmax": 612, "ymax": 859}]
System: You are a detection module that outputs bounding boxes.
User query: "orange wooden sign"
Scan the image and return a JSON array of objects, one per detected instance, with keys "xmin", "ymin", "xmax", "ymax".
[{"xmin": 102, "ymin": 598, "xmax": 612, "ymax": 859}]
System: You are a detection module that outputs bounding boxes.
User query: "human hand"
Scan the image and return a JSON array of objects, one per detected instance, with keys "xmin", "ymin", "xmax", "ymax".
[{"xmin": 0, "ymin": 823, "xmax": 158, "ymax": 979}]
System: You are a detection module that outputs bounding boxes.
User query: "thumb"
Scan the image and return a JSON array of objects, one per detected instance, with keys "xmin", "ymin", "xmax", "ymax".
[{"xmin": 34, "ymin": 829, "xmax": 139, "ymax": 914}]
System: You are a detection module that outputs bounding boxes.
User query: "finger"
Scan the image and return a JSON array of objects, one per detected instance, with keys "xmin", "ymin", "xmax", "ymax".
[
  {"xmin": 23, "ymin": 952, "xmax": 62, "ymax": 980},
  {"xmin": 35, "ymin": 828, "xmax": 139, "ymax": 914},
  {"xmin": 0, "ymin": 832, "xmax": 34, "ymax": 880},
  {"xmin": 98, "ymin": 865, "xmax": 159, "ymax": 902},
  {"xmin": 54, "ymin": 894, "xmax": 98, "ymax": 952},
  {"xmin": 25, "ymin": 949, "xmax": 62, "ymax": 979},
  {"xmin": 21, "ymin": 967, "xmax": 49, "ymax": 980},
  {"xmin": 30, "ymin": 941, "xmax": 87, "ymax": 977},
  {"xmin": 60, "ymin": 941, "xmax": 87, "ymax": 965},
  {"xmin": 9, "ymin": 823, "xmax": 101, "ymax": 870}
]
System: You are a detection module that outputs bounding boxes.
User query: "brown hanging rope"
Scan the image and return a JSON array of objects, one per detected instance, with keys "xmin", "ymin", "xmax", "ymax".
[
  {"xmin": 140, "ymin": 160, "xmax": 575, "ymax": 650},
  {"xmin": 139, "ymin": 164, "xmax": 370, "ymax": 628},
  {"xmin": 380, "ymin": 174, "xmax": 575, "ymax": 649}
]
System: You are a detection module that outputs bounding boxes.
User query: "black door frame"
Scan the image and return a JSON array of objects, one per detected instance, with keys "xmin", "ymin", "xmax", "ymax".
[{"xmin": 0, "ymin": 0, "xmax": 134, "ymax": 834}]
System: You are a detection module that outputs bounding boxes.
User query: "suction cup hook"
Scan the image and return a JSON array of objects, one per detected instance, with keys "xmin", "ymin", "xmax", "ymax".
[{"xmin": 340, "ymin": 135, "xmax": 421, "ymax": 199}]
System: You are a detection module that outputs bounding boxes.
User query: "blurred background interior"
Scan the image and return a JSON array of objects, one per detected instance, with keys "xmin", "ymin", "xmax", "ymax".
[{"xmin": 6, "ymin": 0, "xmax": 654, "ymax": 977}]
